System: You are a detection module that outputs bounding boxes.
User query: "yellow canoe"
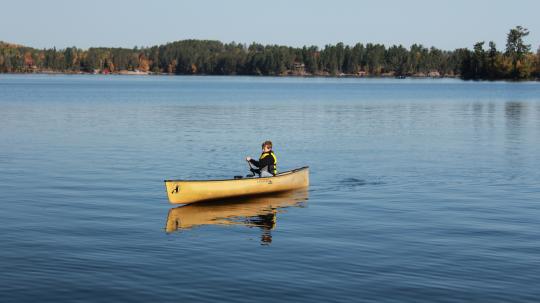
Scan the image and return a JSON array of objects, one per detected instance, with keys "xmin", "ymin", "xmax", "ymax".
[{"xmin": 164, "ymin": 166, "xmax": 309, "ymax": 204}]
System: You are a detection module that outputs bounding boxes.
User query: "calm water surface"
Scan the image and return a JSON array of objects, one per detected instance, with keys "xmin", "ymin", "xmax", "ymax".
[{"xmin": 1, "ymin": 75, "xmax": 539, "ymax": 302}]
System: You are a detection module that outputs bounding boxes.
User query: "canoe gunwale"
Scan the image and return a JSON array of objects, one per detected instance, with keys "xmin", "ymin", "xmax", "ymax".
[{"xmin": 164, "ymin": 166, "xmax": 309, "ymax": 183}]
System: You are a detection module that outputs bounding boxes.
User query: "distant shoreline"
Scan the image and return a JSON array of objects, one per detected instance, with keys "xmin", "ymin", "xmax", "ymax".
[
  {"xmin": 3, "ymin": 71, "xmax": 539, "ymax": 82},
  {"xmin": 0, "ymin": 70, "xmax": 453, "ymax": 79},
  {"xmin": 2, "ymin": 26, "xmax": 539, "ymax": 81},
  {"xmin": 1, "ymin": 70, "xmax": 454, "ymax": 78}
]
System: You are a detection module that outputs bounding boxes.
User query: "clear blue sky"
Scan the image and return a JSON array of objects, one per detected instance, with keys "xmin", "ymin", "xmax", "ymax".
[{"xmin": 1, "ymin": 0, "xmax": 539, "ymax": 51}]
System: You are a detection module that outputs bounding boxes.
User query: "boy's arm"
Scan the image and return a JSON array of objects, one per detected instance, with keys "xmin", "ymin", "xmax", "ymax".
[{"xmin": 249, "ymin": 158, "xmax": 260, "ymax": 167}]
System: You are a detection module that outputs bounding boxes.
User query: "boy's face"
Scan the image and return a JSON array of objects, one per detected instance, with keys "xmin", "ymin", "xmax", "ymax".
[{"xmin": 263, "ymin": 145, "xmax": 271, "ymax": 152}]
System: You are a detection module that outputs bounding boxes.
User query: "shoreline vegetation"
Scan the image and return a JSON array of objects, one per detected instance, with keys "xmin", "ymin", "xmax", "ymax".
[{"xmin": 1, "ymin": 26, "xmax": 539, "ymax": 81}]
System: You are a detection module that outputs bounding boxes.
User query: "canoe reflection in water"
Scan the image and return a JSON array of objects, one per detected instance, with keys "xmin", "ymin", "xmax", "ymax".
[{"xmin": 165, "ymin": 189, "xmax": 308, "ymax": 245}]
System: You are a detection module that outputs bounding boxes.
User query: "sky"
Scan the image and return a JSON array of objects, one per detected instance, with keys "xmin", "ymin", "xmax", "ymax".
[{"xmin": 1, "ymin": 0, "xmax": 539, "ymax": 51}]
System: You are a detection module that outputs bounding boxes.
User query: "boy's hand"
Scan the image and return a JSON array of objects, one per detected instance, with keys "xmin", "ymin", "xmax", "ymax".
[{"xmin": 246, "ymin": 157, "xmax": 251, "ymax": 161}]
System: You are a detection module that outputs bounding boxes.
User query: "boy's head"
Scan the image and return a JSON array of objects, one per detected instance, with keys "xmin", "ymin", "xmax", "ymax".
[{"xmin": 262, "ymin": 140, "xmax": 273, "ymax": 152}]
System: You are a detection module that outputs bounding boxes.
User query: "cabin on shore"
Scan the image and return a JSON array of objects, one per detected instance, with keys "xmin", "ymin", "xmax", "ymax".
[
  {"xmin": 357, "ymin": 70, "xmax": 367, "ymax": 77},
  {"xmin": 292, "ymin": 62, "xmax": 305, "ymax": 74}
]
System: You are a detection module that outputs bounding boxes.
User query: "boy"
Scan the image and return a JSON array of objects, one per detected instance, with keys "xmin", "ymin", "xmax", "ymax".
[{"xmin": 246, "ymin": 140, "xmax": 278, "ymax": 177}]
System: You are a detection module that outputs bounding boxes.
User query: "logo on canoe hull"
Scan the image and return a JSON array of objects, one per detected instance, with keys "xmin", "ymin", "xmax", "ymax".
[{"xmin": 172, "ymin": 185, "xmax": 180, "ymax": 194}]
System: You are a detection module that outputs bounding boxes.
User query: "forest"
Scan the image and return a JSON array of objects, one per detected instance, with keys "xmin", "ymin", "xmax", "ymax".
[{"xmin": 1, "ymin": 26, "xmax": 539, "ymax": 80}]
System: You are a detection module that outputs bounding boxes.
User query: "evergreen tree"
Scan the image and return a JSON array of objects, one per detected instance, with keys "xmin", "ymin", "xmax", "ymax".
[{"xmin": 506, "ymin": 26, "xmax": 531, "ymax": 78}]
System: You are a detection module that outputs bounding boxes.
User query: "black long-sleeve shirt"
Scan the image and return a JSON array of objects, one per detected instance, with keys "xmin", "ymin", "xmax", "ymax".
[{"xmin": 249, "ymin": 151, "xmax": 277, "ymax": 175}]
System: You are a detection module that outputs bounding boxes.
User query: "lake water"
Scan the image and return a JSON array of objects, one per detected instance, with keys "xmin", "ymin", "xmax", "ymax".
[{"xmin": 1, "ymin": 75, "xmax": 539, "ymax": 302}]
